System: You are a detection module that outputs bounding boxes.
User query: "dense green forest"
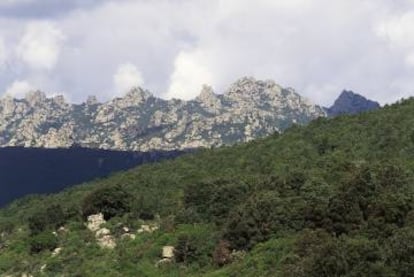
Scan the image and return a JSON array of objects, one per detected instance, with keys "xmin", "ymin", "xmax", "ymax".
[{"xmin": 1, "ymin": 98, "xmax": 414, "ymax": 276}]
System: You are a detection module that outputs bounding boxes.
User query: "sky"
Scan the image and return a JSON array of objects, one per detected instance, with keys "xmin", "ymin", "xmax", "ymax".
[{"xmin": 0, "ymin": 0, "xmax": 413, "ymax": 106}]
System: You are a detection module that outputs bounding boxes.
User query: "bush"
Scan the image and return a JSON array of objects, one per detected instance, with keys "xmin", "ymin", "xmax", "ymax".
[
  {"xmin": 173, "ymin": 225, "xmax": 217, "ymax": 266},
  {"xmin": 29, "ymin": 231, "xmax": 58, "ymax": 253},
  {"xmin": 182, "ymin": 179, "xmax": 250, "ymax": 225},
  {"xmin": 387, "ymin": 227, "xmax": 414, "ymax": 276},
  {"xmin": 224, "ymin": 191, "xmax": 305, "ymax": 250},
  {"xmin": 81, "ymin": 185, "xmax": 131, "ymax": 220},
  {"xmin": 282, "ymin": 230, "xmax": 393, "ymax": 277},
  {"xmin": 174, "ymin": 234, "xmax": 199, "ymax": 264},
  {"xmin": 0, "ymin": 218, "xmax": 15, "ymax": 234},
  {"xmin": 28, "ymin": 204, "xmax": 66, "ymax": 235}
]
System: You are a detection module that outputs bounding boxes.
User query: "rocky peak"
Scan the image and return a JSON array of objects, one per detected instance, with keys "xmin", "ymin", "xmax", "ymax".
[
  {"xmin": 86, "ymin": 95, "xmax": 99, "ymax": 106},
  {"xmin": 0, "ymin": 95, "xmax": 16, "ymax": 116},
  {"xmin": 114, "ymin": 87, "xmax": 152, "ymax": 108},
  {"xmin": 196, "ymin": 85, "xmax": 222, "ymax": 111},
  {"xmin": 126, "ymin": 87, "xmax": 151, "ymax": 99},
  {"xmin": 53, "ymin": 95, "xmax": 67, "ymax": 107},
  {"xmin": 326, "ymin": 90, "xmax": 380, "ymax": 117},
  {"xmin": 0, "ymin": 94, "xmax": 13, "ymax": 104},
  {"xmin": 225, "ymin": 77, "xmax": 284, "ymax": 101},
  {"xmin": 226, "ymin": 77, "xmax": 259, "ymax": 97},
  {"xmin": 24, "ymin": 90, "xmax": 46, "ymax": 106},
  {"xmin": 197, "ymin": 84, "xmax": 215, "ymax": 100}
]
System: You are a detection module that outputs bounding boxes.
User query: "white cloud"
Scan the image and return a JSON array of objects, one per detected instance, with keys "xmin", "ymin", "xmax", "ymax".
[
  {"xmin": 166, "ymin": 49, "xmax": 214, "ymax": 100},
  {"xmin": 0, "ymin": 37, "xmax": 6, "ymax": 66},
  {"xmin": 0, "ymin": 0, "xmax": 33, "ymax": 6},
  {"xmin": 16, "ymin": 21, "xmax": 64, "ymax": 70},
  {"xmin": 405, "ymin": 52, "xmax": 414, "ymax": 67},
  {"xmin": 113, "ymin": 63, "xmax": 144, "ymax": 94},
  {"xmin": 0, "ymin": 0, "xmax": 414, "ymax": 105},
  {"xmin": 377, "ymin": 11, "xmax": 414, "ymax": 48},
  {"xmin": 5, "ymin": 80, "xmax": 33, "ymax": 97},
  {"xmin": 377, "ymin": 11, "xmax": 414, "ymax": 68}
]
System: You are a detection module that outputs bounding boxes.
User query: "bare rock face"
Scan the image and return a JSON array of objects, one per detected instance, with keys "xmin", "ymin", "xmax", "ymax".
[
  {"xmin": 0, "ymin": 77, "xmax": 326, "ymax": 151},
  {"xmin": 87, "ymin": 213, "xmax": 106, "ymax": 232}
]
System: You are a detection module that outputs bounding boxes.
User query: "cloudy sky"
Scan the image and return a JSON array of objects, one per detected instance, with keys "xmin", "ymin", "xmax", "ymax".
[{"xmin": 0, "ymin": 0, "xmax": 413, "ymax": 105}]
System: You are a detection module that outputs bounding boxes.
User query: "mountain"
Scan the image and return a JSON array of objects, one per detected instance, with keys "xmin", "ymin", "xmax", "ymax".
[
  {"xmin": 326, "ymin": 90, "xmax": 380, "ymax": 117},
  {"xmin": 0, "ymin": 77, "xmax": 325, "ymax": 151},
  {"xmin": 0, "ymin": 147, "xmax": 184, "ymax": 207},
  {"xmin": 1, "ymin": 98, "xmax": 414, "ymax": 276}
]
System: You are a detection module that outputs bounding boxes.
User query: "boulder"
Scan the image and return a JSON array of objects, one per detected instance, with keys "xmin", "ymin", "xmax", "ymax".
[
  {"xmin": 137, "ymin": 224, "xmax": 159, "ymax": 234},
  {"xmin": 121, "ymin": 233, "xmax": 136, "ymax": 240},
  {"xmin": 97, "ymin": 234, "xmax": 116, "ymax": 249},
  {"xmin": 96, "ymin": 228, "xmax": 111, "ymax": 237},
  {"xmin": 86, "ymin": 213, "xmax": 106, "ymax": 232},
  {"xmin": 155, "ymin": 258, "xmax": 172, "ymax": 267},
  {"xmin": 52, "ymin": 247, "xmax": 62, "ymax": 257},
  {"xmin": 162, "ymin": 246, "xmax": 175, "ymax": 259}
]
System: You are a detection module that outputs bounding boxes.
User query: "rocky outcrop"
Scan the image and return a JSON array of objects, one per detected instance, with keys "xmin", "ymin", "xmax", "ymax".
[
  {"xmin": 326, "ymin": 90, "xmax": 380, "ymax": 117},
  {"xmin": 137, "ymin": 224, "xmax": 159, "ymax": 234},
  {"xmin": 95, "ymin": 228, "xmax": 116, "ymax": 249},
  {"xmin": 0, "ymin": 77, "xmax": 326, "ymax": 151},
  {"xmin": 86, "ymin": 213, "xmax": 116, "ymax": 249},
  {"xmin": 86, "ymin": 213, "xmax": 106, "ymax": 232}
]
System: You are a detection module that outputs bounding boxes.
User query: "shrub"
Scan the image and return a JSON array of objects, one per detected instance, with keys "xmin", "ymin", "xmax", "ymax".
[
  {"xmin": 28, "ymin": 204, "xmax": 66, "ymax": 235},
  {"xmin": 387, "ymin": 227, "xmax": 414, "ymax": 276},
  {"xmin": 174, "ymin": 234, "xmax": 199, "ymax": 264},
  {"xmin": 173, "ymin": 225, "xmax": 217, "ymax": 266},
  {"xmin": 29, "ymin": 231, "xmax": 58, "ymax": 253},
  {"xmin": 282, "ymin": 230, "xmax": 392, "ymax": 277},
  {"xmin": 182, "ymin": 179, "xmax": 250, "ymax": 225},
  {"xmin": 81, "ymin": 185, "xmax": 131, "ymax": 220},
  {"xmin": 0, "ymin": 218, "xmax": 15, "ymax": 234},
  {"xmin": 224, "ymin": 191, "xmax": 305, "ymax": 250}
]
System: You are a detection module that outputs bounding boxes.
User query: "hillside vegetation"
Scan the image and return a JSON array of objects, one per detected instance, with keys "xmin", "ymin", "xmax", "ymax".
[{"xmin": 1, "ymin": 98, "xmax": 414, "ymax": 276}]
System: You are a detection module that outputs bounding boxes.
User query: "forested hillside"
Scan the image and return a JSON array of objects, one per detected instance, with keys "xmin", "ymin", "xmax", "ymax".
[{"xmin": 1, "ymin": 98, "xmax": 414, "ymax": 276}]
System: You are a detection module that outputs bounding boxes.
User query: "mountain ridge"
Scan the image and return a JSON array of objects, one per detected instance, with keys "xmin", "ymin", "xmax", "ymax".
[{"xmin": 0, "ymin": 77, "xmax": 325, "ymax": 151}]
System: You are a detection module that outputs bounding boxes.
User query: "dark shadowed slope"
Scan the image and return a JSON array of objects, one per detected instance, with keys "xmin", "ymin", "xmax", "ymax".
[{"xmin": 0, "ymin": 147, "xmax": 184, "ymax": 207}]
